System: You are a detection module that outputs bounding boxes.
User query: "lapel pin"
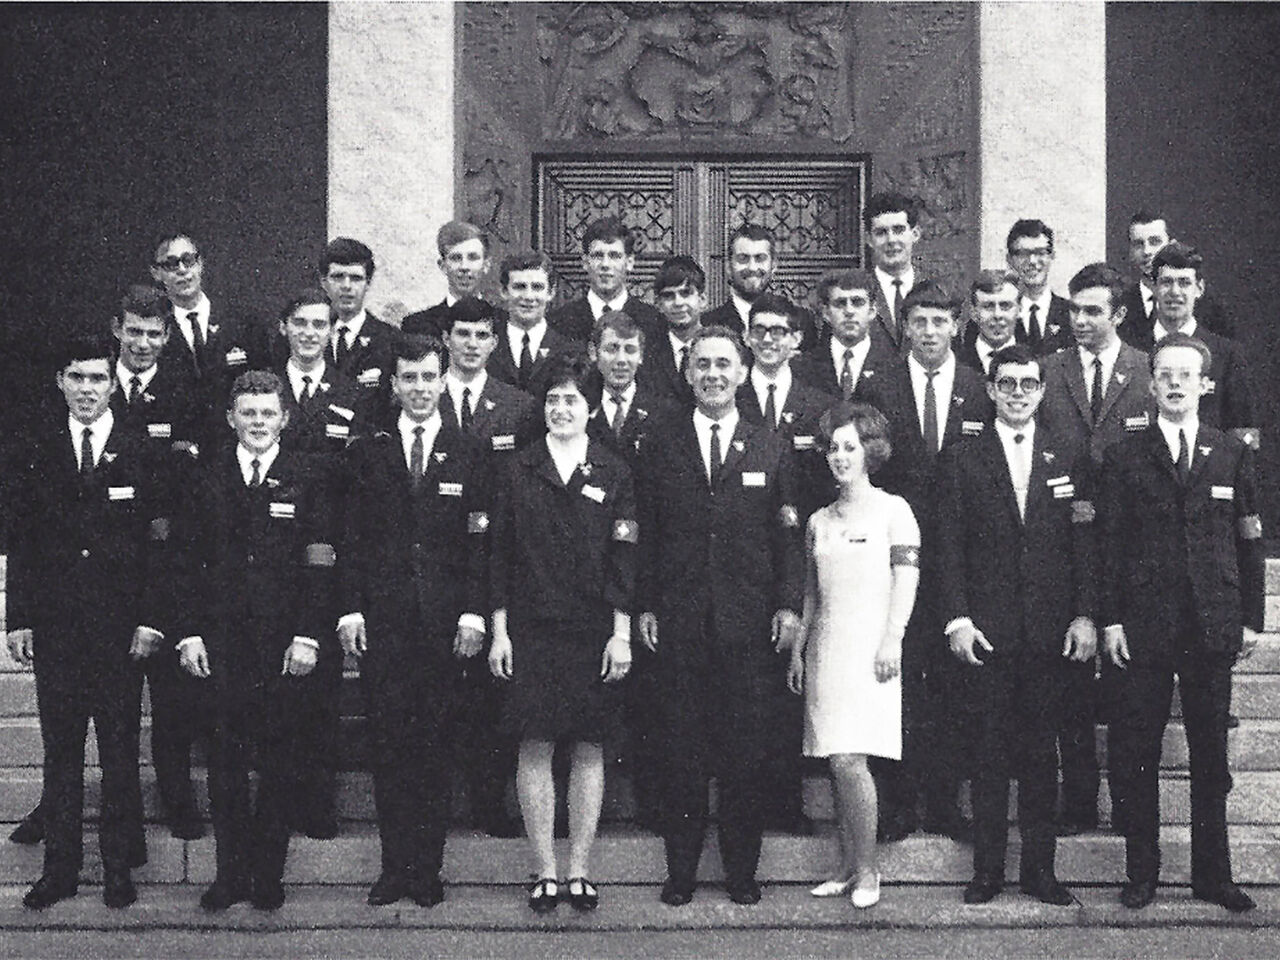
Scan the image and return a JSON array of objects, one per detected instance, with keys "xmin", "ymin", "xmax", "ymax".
[
  {"xmin": 359, "ymin": 335, "xmax": 371, "ymax": 348},
  {"xmin": 434, "ymin": 451, "xmax": 448, "ymax": 462},
  {"xmin": 102, "ymin": 451, "xmax": 117, "ymax": 463},
  {"xmin": 538, "ymin": 346, "xmax": 549, "ymax": 359},
  {"xmin": 484, "ymin": 399, "xmax": 496, "ymax": 411},
  {"xmin": 1043, "ymin": 451, "xmax": 1056, "ymax": 464},
  {"xmin": 732, "ymin": 439, "xmax": 745, "ymax": 453},
  {"xmin": 580, "ymin": 462, "xmax": 593, "ymax": 477},
  {"xmin": 1199, "ymin": 446, "xmax": 1212, "ymax": 457}
]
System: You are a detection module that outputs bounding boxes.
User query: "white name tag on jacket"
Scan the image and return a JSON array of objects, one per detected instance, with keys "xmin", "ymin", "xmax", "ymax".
[
  {"xmin": 582, "ymin": 484, "xmax": 606, "ymax": 503},
  {"xmin": 1046, "ymin": 475, "xmax": 1071, "ymax": 487},
  {"xmin": 438, "ymin": 482, "xmax": 463, "ymax": 497},
  {"xmin": 325, "ymin": 423, "xmax": 350, "ymax": 439},
  {"xmin": 147, "ymin": 422, "xmax": 172, "ymax": 438},
  {"xmin": 1125, "ymin": 413, "xmax": 1150, "ymax": 431},
  {"xmin": 1211, "ymin": 485, "xmax": 1234, "ymax": 500},
  {"xmin": 269, "ymin": 502, "xmax": 296, "ymax": 519},
  {"xmin": 962, "ymin": 420, "xmax": 985, "ymax": 436},
  {"xmin": 357, "ymin": 368, "xmax": 381, "ymax": 385},
  {"xmin": 742, "ymin": 471, "xmax": 767, "ymax": 488},
  {"xmin": 327, "ymin": 404, "xmax": 355, "ymax": 421},
  {"xmin": 491, "ymin": 434, "xmax": 515, "ymax": 451},
  {"xmin": 225, "ymin": 347, "xmax": 248, "ymax": 366},
  {"xmin": 108, "ymin": 486, "xmax": 135, "ymax": 501},
  {"xmin": 793, "ymin": 435, "xmax": 816, "ymax": 451},
  {"xmin": 1053, "ymin": 484, "xmax": 1075, "ymax": 499}
]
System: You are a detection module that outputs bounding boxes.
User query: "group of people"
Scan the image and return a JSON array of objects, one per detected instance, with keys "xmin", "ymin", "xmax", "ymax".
[{"xmin": 2, "ymin": 192, "xmax": 1264, "ymax": 917}]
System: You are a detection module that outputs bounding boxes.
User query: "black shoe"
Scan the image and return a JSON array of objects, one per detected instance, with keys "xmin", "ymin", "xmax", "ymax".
[
  {"xmin": 726, "ymin": 878, "xmax": 762, "ymax": 905},
  {"xmin": 1226, "ymin": 713, "xmax": 1240, "ymax": 729},
  {"xmin": 1192, "ymin": 881, "xmax": 1256, "ymax": 913},
  {"xmin": 478, "ymin": 813, "xmax": 523, "ymax": 839},
  {"xmin": 367, "ymin": 872, "xmax": 411, "ymax": 906},
  {"xmin": 251, "ymin": 880, "xmax": 285, "ymax": 911},
  {"xmin": 924, "ymin": 813, "xmax": 974, "ymax": 844},
  {"xmin": 528, "ymin": 877, "xmax": 559, "ymax": 913},
  {"xmin": 1120, "ymin": 879, "xmax": 1157, "ymax": 909},
  {"xmin": 22, "ymin": 875, "xmax": 77, "ymax": 910},
  {"xmin": 409, "ymin": 875, "xmax": 446, "ymax": 908},
  {"xmin": 878, "ymin": 816, "xmax": 916, "ymax": 843},
  {"xmin": 103, "ymin": 874, "xmax": 138, "ymax": 909},
  {"xmin": 1021, "ymin": 875, "xmax": 1074, "ymax": 906},
  {"xmin": 167, "ymin": 810, "xmax": 206, "ymax": 841},
  {"xmin": 565, "ymin": 876, "xmax": 599, "ymax": 911},
  {"xmin": 200, "ymin": 879, "xmax": 252, "ymax": 912},
  {"xmin": 9, "ymin": 815, "xmax": 45, "ymax": 845},
  {"xmin": 963, "ymin": 875, "xmax": 1003, "ymax": 904},
  {"xmin": 660, "ymin": 878, "xmax": 695, "ymax": 906}
]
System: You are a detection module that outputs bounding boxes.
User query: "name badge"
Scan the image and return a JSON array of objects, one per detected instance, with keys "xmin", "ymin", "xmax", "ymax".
[
  {"xmin": 147, "ymin": 422, "xmax": 172, "ymax": 438},
  {"xmin": 269, "ymin": 502, "xmax": 296, "ymax": 519},
  {"xmin": 742, "ymin": 471, "xmax": 766, "ymax": 488},
  {"xmin": 793, "ymin": 435, "xmax": 816, "ymax": 451},
  {"xmin": 582, "ymin": 484, "xmax": 606, "ymax": 503},
  {"xmin": 1046, "ymin": 475, "xmax": 1071, "ymax": 487},
  {"xmin": 1125, "ymin": 413, "xmax": 1150, "ymax": 431},
  {"xmin": 325, "ymin": 423, "xmax": 350, "ymax": 439},
  {"xmin": 225, "ymin": 347, "xmax": 248, "ymax": 366},
  {"xmin": 1204, "ymin": 378, "xmax": 1216, "ymax": 395},
  {"xmin": 357, "ymin": 368, "xmax": 381, "ymax": 385},
  {"xmin": 438, "ymin": 482, "xmax": 463, "ymax": 497},
  {"xmin": 108, "ymin": 486, "xmax": 135, "ymax": 501},
  {"xmin": 327, "ymin": 404, "xmax": 355, "ymax": 421},
  {"xmin": 1053, "ymin": 484, "xmax": 1075, "ymax": 499},
  {"xmin": 1211, "ymin": 485, "xmax": 1234, "ymax": 500},
  {"xmin": 491, "ymin": 434, "xmax": 515, "ymax": 451},
  {"xmin": 962, "ymin": 420, "xmax": 985, "ymax": 436}
]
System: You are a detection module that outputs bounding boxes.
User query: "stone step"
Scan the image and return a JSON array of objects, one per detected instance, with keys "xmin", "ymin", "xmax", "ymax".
[
  {"xmin": 1237, "ymin": 634, "xmax": 1280, "ymax": 672},
  {"xmin": 1, "ymin": 824, "xmax": 1278, "ymax": 887}
]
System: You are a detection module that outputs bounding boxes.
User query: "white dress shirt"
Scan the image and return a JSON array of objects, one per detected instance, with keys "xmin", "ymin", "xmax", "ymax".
[
  {"xmin": 729, "ymin": 290, "xmax": 753, "ymax": 333},
  {"xmin": 175, "ymin": 292, "xmax": 212, "ymax": 353},
  {"xmin": 907, "ymin": 353, "xmax": 956, "ymax": 447},
  {"xmin": 875, "ymin": 266, "xmax": 915, "ymax": 325},
  {"xmin": 692, "ymin": 408, "xmax": 740, "ymax": 482},
  {"xmin": 506, "ymin": 318, "xmax": 548, "ymax": 368},
  {"xmin": 1020, "ymin": 290, "xmax": 1053, "ymax": 340},
  {"xmin": 669, "ymin": 330, "xmax": 695, "ymax": 374},
  {"xmin": 1140, "ymin": 281, "xmax": 1156, "ymax": 320},
  {"xmin": 994, "ymin": 419, "xmax": 1035, "ymax": 520},
  {"xmin": 1153, "ymin": 318, "xmax": 1196, "ymax": 341},
  {"xmin": 69, "ymin": 410, "xmax": 114, "ymax": 469},
  {"xmin": 285, "ymin": 358, "xmax": 328, "ymax": 403},
  {"xmin": 332, "ymin": 308, "xmax": 368, "ymax": 354},
  {"xmin": 1157, "ymin": 415, "xmax": 1199, "ymax": 463},
  {"xmin": 399, "ymin": 410, "xmax": 442, "ymax": 473},
  {"xmin": 1079, "ymin": 338, "xmax": 1122, "ymax": 406},
  {"xmin": 587, "ymin": 289, "xmax": 628, "ymax": 321},
  {"xmin": 830, "ymin": 334, "xmax": 871, "ymax": 385},
  {"xmin": 445, "ymin": 369, "xmax": 488, "ymax": 427},
  {"xmin": 600, "ymin": 380, "xmax": 637, "ymax": 430},
  {"xmin": 236, "ymin": 442, "xmax": 280, "ymax": 485},
  {"xmin": 115, "ymin": 360, "xmax": 159, "ymax": 400},
  {"xmin": 750, "ymin": 364, "xmax": 792, "ymax": 424}
]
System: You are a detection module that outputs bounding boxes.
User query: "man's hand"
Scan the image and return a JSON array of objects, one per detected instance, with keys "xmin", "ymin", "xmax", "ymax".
[
  {"xmin": 1103, "ymin": 624, "xmax": 1130, "ymax": 669},
  {"xmin": 129, "ymin": 626, "xmax": 164, "ymax": 661},
  {"xmin": 454, "ymin": 624, "xmax": 485, "ymax": 659},
  {"xmin": 179, "ymin": 638, "xmax": 211, "ymax": 678},
  {"xmin": 638, "ymin": 612, "xmax": 659, "ymax": 652},
  {"xmin": 1062, "ymin": 617, "xmax": 1098, "ymax": 662},
  {"xmin": 948, "ymin": 622, "xmax": 992, "ymax": 666},
  {"xmin": 772, "ymin": 609, "xmax": 802, "ymax": 653},
  {"xmin": 601, "ymin": 635, "xmax": 632, "ymax": 683},
  {"xmin": 874, "ymin": 640, "xmax": 901, "ymax": 683},
  {"xmin": 338, "ymin": 614, "xmax": 367, "ymax": 657},
  {"xmin": 489, "ymin": 634, "xmax": 513, "ymax": 680},
  {"xmin": 282, "ymin": 640, "xmax": 317, "ymax": 677},
  {"xmin": 6, "ymin": 629, "xmax": 33, "ymax": 668}
]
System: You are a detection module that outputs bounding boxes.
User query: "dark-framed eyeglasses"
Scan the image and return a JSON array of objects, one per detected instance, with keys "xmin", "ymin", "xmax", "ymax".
[
  {"xmin": 749, "ymin": 324, "xmax": 794, "ymax": 341},
  {"xmin": 155, "ymin": 252, "xmax": 201, "ymax": 271},
  {"xmin": 993, "ymin": 376, "xmax": 1043, "ymax": 395}
]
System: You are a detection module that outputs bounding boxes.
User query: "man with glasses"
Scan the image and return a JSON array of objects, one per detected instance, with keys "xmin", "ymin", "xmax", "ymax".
[
  {"xmin": 1097, "ymin": 332, "xmax": 1262, "ymax": 913},
  {"xmin": 937, "ymin": 343, "xmax": 1094, "ymax": 907},
  {"xmin": 1006, "ymin": 220, "xmax": 1072, "ymax": 356}
]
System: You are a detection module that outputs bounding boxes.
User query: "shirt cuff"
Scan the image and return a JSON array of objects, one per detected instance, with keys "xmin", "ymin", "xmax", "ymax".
[
  {"xmin": 176, "ymin": 636, "xmax": 203, "ymax": 652},
  {"xmin": 291, "ymin": 636, "xmax": 320, "ymax": 650},
  {"xmin": 138, "ymin": 625, "xmax": 164, "ymax": 641},
  {"xmin": 944, "ymin": 617, "xmax": 974, "ymax": 637},
  {"xmin": 337, "ymin": 612, "xmax": 365, "ymax": 632},
  {"xmin": 458, "ymin": 613, "xmax": 487, "ymax": 634},
  {"xmin": 1104, "ymin": 623, "xmax": 1124, "ymax": 634}
]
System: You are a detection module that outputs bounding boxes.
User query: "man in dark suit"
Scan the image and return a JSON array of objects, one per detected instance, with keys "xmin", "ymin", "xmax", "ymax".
[
  {"xmin": 636, "ymin": 326, "xmax": 804, "ymax": 906},
  {"xmin": 338, "ymin": 337, "xmax": 489, "ymax": 907},
  {"xmin": 956, "ymin": 270, "xmax": 1020, "ymax": 375},
  {"xmin": 938, "ymin": 344, "xmax": 1095, "ymax": 906},
  {"xmin": 6, "ymin": 336, "xmax": 169, "ymax": 909},
  {"xmin": 319, "ymin": 237, "xmax": 400, "ymax": 402},
  {"xmin": 701, "ymin": 224, "xmax": 819, "ymax": 351},
  {"xmin": 639, "ymin": 255, "xmax": 706, "ymax": 406},
  {"xmin": 858, "ymin": 281, "xmax": 993, "ymax": 843},
  {"xmin": 1006, "ymin": 219, "xmax": 1072, "ymax": 356},
  {"xmin": 402, "ymin": 220, "xmax": 496, "ymax": 339},
  {"xmin": 547, "ymin": 216, "xmax": 664, "ymax": 343},
  {"xmin": 863, "ymin": 192, "xmax": 931, "ymax": 354},
  {"xmin": 488, "ymin": 251, "xmax": 582, "ymax": 398},
  {"xmin": 792, "ymin": 269, "xmax": 898, "ymax": 401},
  {"xmin": 1098, "ymin": 332, "xmax": 1262, "ymax": 914},
  {"xmin": 175, "ymin": 371, "xmax": 336, "ymax": 912}
]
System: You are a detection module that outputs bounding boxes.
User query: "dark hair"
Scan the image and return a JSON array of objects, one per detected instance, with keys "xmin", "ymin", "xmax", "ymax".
[
  {"xmin": 748, "ymin": 292, "xmax": 796, "ymax": 326},
  {"xmin": 969, "ymin": 269, "xmax": 1021, "ymax": 302},
  {"xmin": 119, "ymin": 283, "xmax": 169, "ymax": 322},
  {"xmin": 151, "ymin": 232, "xmax": 196, "ymax": 264},
  {"xmin": 442, "ymin": 295, "xmax": 498, "ymax": 332},
  {"xmin": 654, "ymin": 255, "xmax": 706, "ymax": 294},
  {"xmin": 229, "ymin": 370, "xmax": 287, "ymax": 407},
  {"xmin": 819, "ymin": 402, "xmax": 892, "ymax": 475},
  {"xmin": 436, "ymin": 220, "xmax": 489, "ymax": 257},
  {"xmin": 864, "ymin": 192, "xmax": 919, "ymax": 229},
  {"xmin": 58, "ymin": 335, "xmax": 116, "ymax": 372},
  {"xmin": 901, "ymin": 280, "xmax": 959, "ymax": 320},
  {"xmin": 1151, "ymin": 240, "xmax": 1203, "ymax": 280},
  {"xmin": 394, "ymin": 334, "xmax": 449, "ymax": 372},
  {"xmin": 1151, "ymin": 332, "xmax": 1212, "ymax": 375},
  {"xmin": 1067, "ymin": 262, "xmax": 1126, "ymax": 308},
  {"xmin": 688, "ymin": 324, "xmax": 748, "ymax": 364},
  {"xmin": 320, "ymin": 237, "xmax": 375, "ymax": 278},
  {"xmin": 582, "ymin": 217, "xmax": 634, "ymax": 255},
  {"xmin": 728, "ymin": 223, "xmax": 775, "ymax": 256},
  {"xmin": 987, "ymin": 343, "xmax": 1042, "ymax": 382},
  {"xmin": 1006, "ymin": 218, "xmax": 1054, "ymax": 254},
  {"xmin": 1129, "ymin": 209, "xmax": 1168, "ymax": 228},
  {"xmin": 278, "ymin": 287, "xmax": 331, "ymax": 323},
  {"xmin": 498, "ymin": 250, "xmax": 556, "ymax": 288},
  {"xmin": 540, "ymin": 351, "xmax": 594, "ymax": 402},
  {"xmin": 815, "ymin": 268, "xmax": 877, "ymax": 308},
  {"xmin": 591, "ymin": 309, "xmax": 646, "ymax": 348}
]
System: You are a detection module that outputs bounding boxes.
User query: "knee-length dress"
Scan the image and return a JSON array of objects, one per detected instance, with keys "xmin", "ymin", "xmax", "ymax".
[{"xmin": 802, "ymin": 488, "xmax": 919, "ymax": 759}]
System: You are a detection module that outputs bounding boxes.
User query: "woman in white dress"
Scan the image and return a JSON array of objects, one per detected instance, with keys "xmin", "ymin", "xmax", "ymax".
[{"xmin": 788, "ymin": 403, "xmax": 920, "ymax": 908}]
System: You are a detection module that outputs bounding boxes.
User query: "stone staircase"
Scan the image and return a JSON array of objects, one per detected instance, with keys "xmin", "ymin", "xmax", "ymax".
[{"xmin": 2, "ymin": 555, "xmax": 1279, "ymax": 890}]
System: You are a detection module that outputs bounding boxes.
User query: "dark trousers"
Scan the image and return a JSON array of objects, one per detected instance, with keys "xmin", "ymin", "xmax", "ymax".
[
  {"xmin": 35, "ymin": 653, "xmax": 142, "ymax": 882},
  {"xmin": 1108, "ymin": 635, "xmax": 1234, "ymax": 887},
  {"xmin": 872, "ymin": 662, "xmax": 963, "ymax": 827},
  {"xmin": 452, "ymin": 659, "xmax": 514, "ymax": 826},
  {"xmin": 966, "ymin": 650, "xmax": 1060, "ymax": 881},
  {"xmin": 292, "ymin": 648, "xmax": 343, "ymax": 825},
  {"xmin": 137, "ymin": 652, "xmax": 199, "ymax": 817},
  {"xmin": 1057, "ymin": 660, "xmax": 1100, "ymax": 825}
]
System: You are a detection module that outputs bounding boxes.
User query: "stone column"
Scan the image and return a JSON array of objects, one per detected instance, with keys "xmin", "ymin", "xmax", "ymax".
[
  {"xmin": 978, "ymin": 2, "xmax": 1107, "ymax": 281},
  {"xmin": 329, "ymin": 1, "xmax": 455, "ymax": 322}
]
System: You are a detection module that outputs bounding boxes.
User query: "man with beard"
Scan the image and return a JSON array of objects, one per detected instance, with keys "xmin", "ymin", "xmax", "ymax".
[{"xmin": 702, "ymin": 224, "xmax": 818, "ymax": 352}]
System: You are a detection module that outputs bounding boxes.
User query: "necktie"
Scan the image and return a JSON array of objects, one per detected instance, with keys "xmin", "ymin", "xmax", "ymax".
[
  {"xmin": 610, "ymin": 392, "xmax": 628, "ymax": 437},
  {"xmin": 840, "ymin": 348, "xmax": 855, "ymax": 400},
  {"xmin": 764, "ymin": 383, "xmax": 778, "ymax": 429},
  {"xmin": 1012, "ymin": 432, "xmax": 1029, "ymax": 520},
  {"xmin": 892, "ymin": 279, "xmax": 904, "ymax": 334},
  {"xmin": 188, "ymin": 312, "xmax": 204, "ymax": 374},
  {"xmin": 335, "ymin": 325, "xmax": 351, "ymax": 367},
  {"xmin": 708, "ymin": 422, "xmax": 722, "ymax": 484},
  {"xmin": 301, "ymin": 375, "xmax": 313, "ymax": 403},
  {"xmin": 1027, "ymin": 304, "xmax": 1041, "ymax": 348},
  {"xmin": 410, "ymin": 425, "xmax": 425, "ymax": 489},
  {"xmin": 519, "ymin": 331, "xmax": 533, "ymax": 390},
  {"xmin": 922, "ymin": 369, "xmax": 939, "ymax": 456},
  {"xmin": 129, "ymin": 375, "xmax": 143, "ymax": 405},
  {"xmin": 249, "ymin": 457, "xmax": 262, "ymax": 487},
  {"xmin": 1090, "ymin": 357, "xmax": 1104, "ymax": 424},
  {"xmin": 79, "ymin": 427, "xmax": 95, "ymax": 478},
  {"xmin": 460, "ymin": 386, "xmax": 473, "ymax": 432},
  {"xmin": 1176, "ymin": 429, "xmax": 1191, "ymax": 483},
  {"xmin": 678, "ymin": 345, "xmax": 689, "ymax": 375}
]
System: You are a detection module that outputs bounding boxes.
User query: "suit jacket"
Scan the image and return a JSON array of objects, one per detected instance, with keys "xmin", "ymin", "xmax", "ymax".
[
  {"xmin": 547, "ymin": 295, "xmax": 664, "ymax": 344},
  {"xmin": 702, "ymin": 298, "xmax": 820, "ymax": 354},
  {"xmin": 955, "ymin": 328, "xmax": 1016, "ymax": 377},
  {"xmin": 869, "ymin": 272, "xmax": 931, "ymax": 355},
  {"xmin": 165, "ymin": 301, "xmax": 266, "ymax": 388},
  {"xmin": 402, "ymin": 297, "xmax": 505, "ymax": 339},
  {"xmin": 792, "ymin": 334, "xmax": 898, "ymax": 401},
  {"xmin": 586, "ymin": 380, "xmax": 681, "ymax": 470},
  {"xmin": 278, "ymin": 364, "xmax": 369, "ymax": 460},
  {"xmin": 1098, "ymin": 425, "xmax": 1264, "ymax": 661},
  {"xmin": 736, "ymin": 375, "xmax": 837, "ymax": 519},
  {"xmin": 332, "ymin": 312, "xmax": 400, "ymax": 399},
  {"xmin": 1014, "ymin": 293, "xmax": 1073, "ymax": 356},
  {"xmin": 1118, "ymin": 282, "xmax": 1234, "ymax": 346},
  {"xmin": 438, "ymin": 375, "xmax": 540, "ymax": 458},
  {"xmin": 487, "ymin": 319, "xmax": 581, "ymax": 398},
  {"xmin": 110, "ymin": 360, "xmax": 203, "ymax": 505},
  {"xmin": 636, "ymin": 329, "xmax": 695, "ymax": 406}
]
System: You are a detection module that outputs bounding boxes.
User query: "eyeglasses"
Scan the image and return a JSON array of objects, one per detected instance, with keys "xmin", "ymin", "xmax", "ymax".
[
  {"xmin": 155, "ymin": 252, "xmax": 200, "ymax": 271},
  {"xmin": 749, "ymin": 324, "xmax": 793, "ymax": 341},
  {"xmin": 1153, "ymin": 368, "xmax": 1200, "ymax": 385},
  {"xmin": 993, "ymin": 376, "xmax": 1043, "ymax": 395}
]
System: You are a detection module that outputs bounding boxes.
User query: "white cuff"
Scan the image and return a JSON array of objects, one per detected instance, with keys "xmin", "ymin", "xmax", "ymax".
[
  {"xmin": 458, "ymin": 613, "xmax": 487, "ymax": 634},
  {"xmin": 291, "ymin": 636, "xmax": 320, "ymax": 650},
  {"xmin": 138, "ymin": 625, "xmax": 165, "ymax": 641},
  {"xmin": 176, "ymin": 636, "xmax": 203, "ymax": 652},
  {"xmin": 1104, "ymin": 623, "xmax": 1124, "ymax": 635},
  {"xmin": 944, "ymin": 617, "xmax": 974, "ymax": 637},
  {"xmin": 338, "ymin": 612, "xmax": 365, "ymax": 632}
]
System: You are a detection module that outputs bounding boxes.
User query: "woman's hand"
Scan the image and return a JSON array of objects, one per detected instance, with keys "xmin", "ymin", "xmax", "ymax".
[
  {"xmin": 874, "ymin": 640, "xmax": 901, "ymax": 683},
  {"xmin": 601, "ymin": 634, "xmax": 632, "ymax": 683},
  {"xmin": 787, "ymin": 648, "xmax": 804, "ymax": 695},
  {"xmin": 488, "ymin": 633, "xmax": 513, "ymax": 680}
]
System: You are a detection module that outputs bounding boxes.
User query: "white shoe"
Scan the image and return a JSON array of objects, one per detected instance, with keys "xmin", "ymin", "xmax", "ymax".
[
  {"xmin": 851, "ymin": 873, "xmax": 881, "ymax": 909},
  {"xmin": 809, "ymin": 879, "xmax": 853, "ymax": 897}
]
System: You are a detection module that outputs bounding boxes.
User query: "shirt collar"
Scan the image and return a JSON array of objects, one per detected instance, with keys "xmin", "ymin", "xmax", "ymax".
[
  {"xmin": 1079, "ymin": 337, "xmax": 1121, "ymax": 368},
  {"xmin": 336, "ymin": 309, "xmax": 367, "ymax": 339},
  {"xmin": 603, "ymin": 380, "xmax": 637, "ymax": 406},
  {"xmin": 875, "ymin": 265, "xmax": 914, "ymax": 292},
  {"xmin": 1154, "ymin": 317, "xmax": 1196, "ymax": 340},
  {"xmin": 1022, "ymin": 289, "xmax": 1053, "ymax": 317},
  {"xmin": 730, "ymin": 290, "xmax": 754, "ymax": 327},
  {"xmin": 588, "ymin": 288, "xmax": 627, "ymax": 319},
  {"xmin": 175, "ymin": 292, "xmax": 211, "ymax": 322},
  {"xmin": 236, "ymin": 442, "xmax": 280, "ymax": 481},
  {"xmin": 447, "ymin": 368, "xmax": 487, "ymax": 398},
  {"xmin": 831, "ymin": 332, "xmax": 869, "ymax": 366},
  {"xmin": 1157, "ymin": 415, "xmax": 1198, "ymax": 456},
  {"xmin": 751, "ymin": 363, "xmax": 792, "ymax": 395},
  {"xmin": 286, "ymin": 357, "xmax": 327, "ymax": 394},
  {"xmin": 994, "ymin": 418, "xmax": 1035, "ymax": 446},
  {"xmin": 116, "ymin": 360, "xmax": 158, "ymax": 394},
  {"xmin": 693, "ymin": 406, "xmax": 739, "ymax": 436},
  {"xmin": 399, "ymin": 409, "xmax": 442, "ymax": 439},
  {"xmin": 907, "ymin": 351, "xmax": 955, "ymax": 381},
  {"xmin": 68, "ymin": 408, "xmax": 114, "ymax": 442}
]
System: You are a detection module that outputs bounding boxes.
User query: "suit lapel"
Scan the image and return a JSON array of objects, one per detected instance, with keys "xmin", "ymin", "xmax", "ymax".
[
  {"xmin": 983, "ymin": 429, "xmax": 1023, "ymax": 528},
  {"xmin": 1146, "ymin": 426, "xmax": 1180, "ymax": 484},
  {"xmin": 1065, "ymin": 351, "xmax": 1091, "ymax": 424},
  {"xmin": 1096, "ymin": 348, "xmax": 1137, "ymax": 426},
  {"xmin": 714, "ymin": 418, "xmax": 753, "ymax": 491},
  {"xmin": 1187, "ymin": 429, "xmax": 1215, "ymax": 487}
]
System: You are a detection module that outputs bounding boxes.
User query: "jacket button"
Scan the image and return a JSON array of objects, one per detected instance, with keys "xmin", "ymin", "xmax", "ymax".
[
  {"xmin": 81, "ymin": 548, "xmax": 90, "ymax": 558},
  {"xmin": 247, "ymin": 553, "xmax": 256, "ymax": 564}
]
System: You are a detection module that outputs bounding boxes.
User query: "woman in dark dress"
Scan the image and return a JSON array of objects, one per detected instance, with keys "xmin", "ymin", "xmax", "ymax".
[{"xmin": 487, "ymin": 353, "xmax": 636, "ymax": 913}]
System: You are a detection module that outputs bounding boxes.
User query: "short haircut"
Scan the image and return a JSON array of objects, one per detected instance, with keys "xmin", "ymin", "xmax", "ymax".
[
  {"xmin": 815, "ymin": 268, "xmax": 877, "ymax": 307},
  {"xmin": 436, "ymin": 220, "xmax": 489, "ymax": 257},
  {"xmin": 229, "ymin": 370, "xmax": 287, "ymax": 407},
  {"xmin": 748, "ymin": 292, "xmax": 797, "ymax": 326},
  {"xmin": 728, "ymin": 223, "xmax": 775, "ymax": 256},
  {"xmin": 152, "ymin": 231, "xmax": 196, "ymax": 263},
  {"xmin": 498, "ymin": 250, "xmax": 556, "ymax": 288},
  {"xmin": 969, "ymin": 268, "xmax": 1021, "ymax": 302},
  {"xmin": 120, "ymin": 284, "xmax": 169, "ymax": 322},
  {"xmin": 443, "ymin": 295, "xmax": 498, "ymax": 332},
  {"xmin": 591, "ymin": 309, "xmax": 646, "ymax": 348},
  {"xmin": 654, "ymin": 255, "xmax": 705, "ymax": 293},
  {"xmin": 1129, "ymin": 209, "xmax": 1167, "ymax": 228},
  {"xmin": 819, "ymin": 402, "xmax": 892, "ymax": 475},
  {"xmin": 1151, "ymin": 331, "xmax": 1212, "ymax": 375},
  {"xmin": 58, "ymin": 334, "xmax": 116, "ymax": 372},
  {"xmin": 987, "ymin": 343, "xmax": 1042, "ymax": 383},
  {"xmin": 540, "ymin": 350, "xmax": 595, "ymax": 402},
  {"xmin": 1067, "ymin": 262, "xmax": 1126, "ymax": 307},
  {"xmin": 1151, "ymin": 240, "xmax": 1203, "ymax": 279},
  {"xmin": 278, "ymin": 287, "xmax": 331, "ymax": 323},
  {"xmin": 688, "ymin": 323, "xmax": 748, "ymax": 364},
  {"xmin": 320, "ymin": 237, "xmax": 375, "ymax": 278},
  {"xmin": 582, "ymin": 217, "xmax": 634, "ymax": 255},
  {"xmin": 394, "ymin": 333, "xmax": 449, "ymax": 372},
  {"xmin": 1006, "ymin": 218, "xmax": 1054, "ymax": 254},
  {"xmin": 864, "ymin": 191, "xmax": 919, "ymax": 229},
  {"xmin": 901, "ymin": 280, "xmax": 959, "ymax": 320}
]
